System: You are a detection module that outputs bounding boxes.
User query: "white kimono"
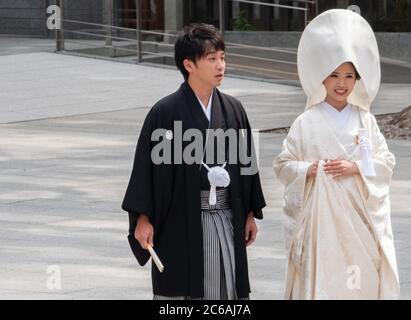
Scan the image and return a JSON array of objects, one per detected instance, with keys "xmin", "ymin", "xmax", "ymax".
[{"xmin": 273, "ymin": 103, "xmax": 400, "ymax": 300}]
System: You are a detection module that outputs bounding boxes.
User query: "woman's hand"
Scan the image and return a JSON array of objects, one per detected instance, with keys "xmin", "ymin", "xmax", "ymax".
[{"xmin": 323, "ymin": 160, "xmax": 359, "ymax": 178}]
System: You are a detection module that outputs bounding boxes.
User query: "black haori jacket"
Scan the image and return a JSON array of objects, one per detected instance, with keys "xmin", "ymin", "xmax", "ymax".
[{"xmin": 122, "ymin": 81, "xmax": 266, "ymax": 298}]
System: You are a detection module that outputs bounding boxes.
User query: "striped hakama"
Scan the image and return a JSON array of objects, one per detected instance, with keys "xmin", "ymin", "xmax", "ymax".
[{"xmin": 154, "ymin": 188, "xmax": 246, "ymax": 300}]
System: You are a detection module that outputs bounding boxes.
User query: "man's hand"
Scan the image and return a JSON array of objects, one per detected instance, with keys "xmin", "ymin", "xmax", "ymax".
[
  {"xmin": 134, "ymin": 214, "xmax": 154, "ymax": 249},
  {"xmin": 323, "ymin": 160, "xmax": 359, "ymax": 178},
  {"xmin": 307, "ymin": 160, "xmax": 319, "ymax": 178},
  {"xmin": 245, "ymin": 212, "xmax": 257, "ymax": 247}
]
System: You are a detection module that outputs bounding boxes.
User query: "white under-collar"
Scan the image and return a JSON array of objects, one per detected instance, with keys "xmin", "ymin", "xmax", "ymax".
[
  {"xmin": 321, "ymin": 100, "xmax": 351, "ymax": 113},
  {"xmin": 196, "ymin": 91, "xmax": 213, "ymax": 121},
  {"xmin": 320, "ymin": 101, "xmax": 353, "ymax": 131}
]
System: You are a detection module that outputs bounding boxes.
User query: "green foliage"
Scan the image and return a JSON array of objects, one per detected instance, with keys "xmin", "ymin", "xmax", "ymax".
[{"xmin": 233, "ymin": 9, "xmax": 254, "ymax": 31}]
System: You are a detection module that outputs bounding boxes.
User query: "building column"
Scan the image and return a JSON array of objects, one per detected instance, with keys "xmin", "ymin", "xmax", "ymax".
[
  {"xmin": 274, "ymin": 0, "xmax": 280, "ymax": 20},
  {"xmin": 102, "ymin": 0, "xmax": 113, "ymax": 46},
  {"xmin": 164, "ymin": 0, "xmax": 183, "ymax": 35}
]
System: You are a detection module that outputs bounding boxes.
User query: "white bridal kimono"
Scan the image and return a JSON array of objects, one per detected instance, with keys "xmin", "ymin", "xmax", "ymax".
[{"xmin": 273, "ymin": 102, "xmax": 400, "ymax": 299}]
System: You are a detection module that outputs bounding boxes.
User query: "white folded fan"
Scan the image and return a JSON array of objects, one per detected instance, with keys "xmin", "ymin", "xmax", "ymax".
[{"xmin": 147, "ymin": 244, "xmax": 164, "ymax": 272}]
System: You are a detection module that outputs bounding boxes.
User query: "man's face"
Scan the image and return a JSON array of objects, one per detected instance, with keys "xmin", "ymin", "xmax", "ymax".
[{"xmin": 184, "ymin": 50, "xmax": 225, "ymax": 88}]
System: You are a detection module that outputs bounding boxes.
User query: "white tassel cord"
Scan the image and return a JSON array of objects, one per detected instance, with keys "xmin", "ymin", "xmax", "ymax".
[{"xmin": 202, "ymin": 162, "xmax": 230, "ymax": 205}]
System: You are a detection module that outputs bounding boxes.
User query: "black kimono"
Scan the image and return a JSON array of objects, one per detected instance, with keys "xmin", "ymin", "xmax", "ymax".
[{"xmin": 122, "ymin": 81, "xmax": 266, "ymax": 298}]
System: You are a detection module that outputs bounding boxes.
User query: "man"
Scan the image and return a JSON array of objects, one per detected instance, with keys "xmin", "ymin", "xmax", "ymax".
[{"xmin": 122, "ymin": 23, "xmax": 266, "ymax": 299}]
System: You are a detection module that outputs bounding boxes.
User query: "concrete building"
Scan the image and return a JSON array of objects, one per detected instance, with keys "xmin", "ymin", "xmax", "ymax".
[
  {"xmin": 0, "ymin": 0, "xmax": 103, "ymax": 36},
  {"xmin": 1, "ymin": 1, "xmax": 410, "ymax": 72},
  {"xmin": 1, "ymin": 0, "xmax": 410, "ymax": 36}
]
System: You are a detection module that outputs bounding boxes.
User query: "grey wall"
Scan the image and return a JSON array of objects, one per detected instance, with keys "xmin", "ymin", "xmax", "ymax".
[
  {"xmin": 0, "ymin": 0, "xmax": 103, "ymax": 37},
  {"xmin": 224, "ymin": 31, "xmax": 411, "ymax": 63},
  {"xmin": 61, "ymin": 0, "xmax": 103, "ymax": 39},
  {"xmin": 224, "ymin": 31, "xmax": 301, "ymax": 48},
  {"xmin": 375, "ymin": 33, "xmax": 411, "ymax": 64},
  {"xmin": 0, "ymin": 0, "xmax": 48, "ymax": 36}
]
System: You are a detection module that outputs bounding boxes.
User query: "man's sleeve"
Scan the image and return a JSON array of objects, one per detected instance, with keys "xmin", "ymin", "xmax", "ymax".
[
  {"xmin": 121, "ymin": 109, "xmax": 154, "ymax": 220},
  {"xmin": 240, "ymin": 105, "xmax": 266, "ymax": 220},
  {"xmin": 248, "ymin": 115, "xmax": 266, "ymax": 219}
]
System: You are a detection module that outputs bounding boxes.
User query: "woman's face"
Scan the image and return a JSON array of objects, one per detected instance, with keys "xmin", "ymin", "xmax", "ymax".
[{"xmin": 323, "ymin": 62, "xmax": 357, "ymax": 108}]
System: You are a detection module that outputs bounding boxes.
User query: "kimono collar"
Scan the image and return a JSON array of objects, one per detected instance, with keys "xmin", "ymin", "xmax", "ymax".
[
  {"xmin": 319, "ymin": 101, "xmax": 353, "ymax": 131},
  {"xmin": 180, "ymin": 81, "xmax": 227, "ymax": 131},
  {"xmin": 195, "ymin": 91, "xmax": 213, "ymax": 121},
  {"xmin": 181, "ymin": 81, "xmax": 210, "ymax": 131}
]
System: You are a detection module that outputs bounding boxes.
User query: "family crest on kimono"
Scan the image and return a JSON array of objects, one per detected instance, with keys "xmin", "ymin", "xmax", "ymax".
[{"xmin": 273, "ymin": 9, "xmax": 400, "ymax": 300}]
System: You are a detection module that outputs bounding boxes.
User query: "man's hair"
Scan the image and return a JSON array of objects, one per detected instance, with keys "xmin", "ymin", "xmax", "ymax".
[{"xmin": 174, "ymin": 23, "xmax": 225, "ymax": 80}]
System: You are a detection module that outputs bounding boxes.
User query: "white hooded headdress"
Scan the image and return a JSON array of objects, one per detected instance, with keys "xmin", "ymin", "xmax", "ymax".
[{"xmin": 297, "ymin": 9, "xmax": 380, "ymax": 111}]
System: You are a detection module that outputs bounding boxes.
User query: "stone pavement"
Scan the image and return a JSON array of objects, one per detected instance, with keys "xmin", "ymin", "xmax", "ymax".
[{"xmin": 1, "ymin": 39, "xmax": 411, "ymax": 299}]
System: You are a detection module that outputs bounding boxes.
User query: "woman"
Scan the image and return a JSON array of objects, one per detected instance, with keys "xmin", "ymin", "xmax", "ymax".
[{"xmin": 273, "ymin": 9, "xmax": 399, "ymax": 299}]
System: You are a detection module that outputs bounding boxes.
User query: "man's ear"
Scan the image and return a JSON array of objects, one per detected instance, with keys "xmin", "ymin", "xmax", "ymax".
[{"xmin": 183, "ymin": 58, "xmax": 195, "ymax": 75}]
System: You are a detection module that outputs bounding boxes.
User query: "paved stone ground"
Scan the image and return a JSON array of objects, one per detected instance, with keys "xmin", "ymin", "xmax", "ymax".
[{"xmin": 1, "ymin": 37, "xmax": 410, "ymax": 299}]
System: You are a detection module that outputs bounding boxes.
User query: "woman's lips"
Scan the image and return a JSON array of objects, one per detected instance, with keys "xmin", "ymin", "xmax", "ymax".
[{"xmin": 335, "ymin": 89, "xmax": 347, "ymax": 95}]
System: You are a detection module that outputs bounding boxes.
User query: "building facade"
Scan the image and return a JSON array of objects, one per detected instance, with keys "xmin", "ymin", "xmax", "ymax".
[
  {"xmin": 119, "ymin": 0, "xmax": 411, "ymax": 32},
  {"xmin": 1, "ymin": 0, "xmax": 410, "ymax": 36}
]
